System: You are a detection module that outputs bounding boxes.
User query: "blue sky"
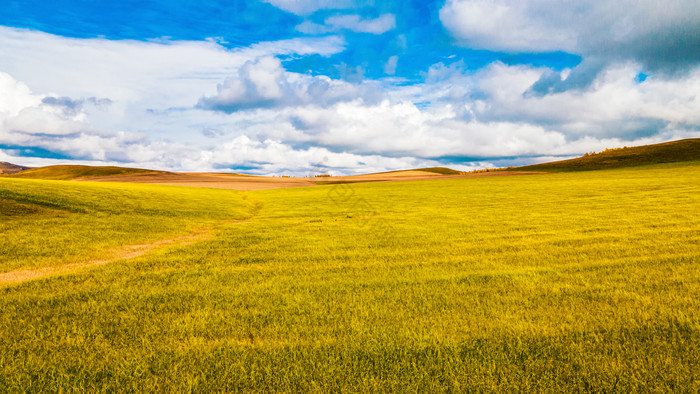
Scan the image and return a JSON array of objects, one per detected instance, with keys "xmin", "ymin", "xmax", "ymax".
[{"xmin": 1, "ymin": 0, "xmax": 699, "ymax": 174}]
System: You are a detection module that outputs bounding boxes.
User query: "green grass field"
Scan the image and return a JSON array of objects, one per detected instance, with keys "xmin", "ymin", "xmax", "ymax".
[{"xmin": 1, "ymin": 162, "xmax": 699, "ymax": 391}]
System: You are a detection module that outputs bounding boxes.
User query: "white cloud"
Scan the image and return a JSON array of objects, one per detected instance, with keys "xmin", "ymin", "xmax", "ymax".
[
  {"xmin": 440, "ymin": 1, "xmax": 575, "ymax": 52},
  {"xmin": 326, "ymin": 14, "xmax": 396, "ymax": 34},
  {"xmin": 223, "ymin": 60, "xmax": 700, "ymax": 162},
  {"xmin": 3, "ymin": 25, "xmax": 700, "ymax": 175},
  {"xmin": 384, "ymin": 55, "xmax": 399, "ymax": 75},
  {"xmin": 209, "ymin": 135, "xmax": 438, "ymax": 175},
  {"xmin": 0, "ymin": 72, "xmax": 41, "ymax": 117},
  {"xmin": 264, "ymin": 99, "xmax": 567, "ymax": 158},
  {"xmin": 0, "ymin": 26, "xmax": 345, "ymax": 109},
  {"xmin": 440, "ymin": 0, "xmax": 700, "ymax": 74},
  {"xmin": 0, "ymin": 62, "xmax": 449, "ymax": 175},
  {"xmin": 297, "ymin": 14, "xmax": 396, "ymax": 35},
  {"xmin": 197, "ymin": 56, "xmax": 382, "ymax": 112},
  {"xmin": 467, "ymin": 62, "xmax": 700, "ymax": 138},
  {"xmin": 263, "ymin": 0, "xmax": 358, "ymax": 15},
  {"xmin": 0, "ymin": 72, "xmax": 89, "ymax": 137},
  {"xmin": 4, "ymin": 55, "xmax": 700, "ymax": 174},
  {"xmin": 0, "ymin": 26, "xmax": 346, "ymax": 142}
]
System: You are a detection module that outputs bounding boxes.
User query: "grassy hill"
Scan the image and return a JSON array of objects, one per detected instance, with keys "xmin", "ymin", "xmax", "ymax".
[
  {"xmin": 8, "ymin": 165, "xmax": 166, "ymax": 180},
  {"xmin": 0, "ymin": 162, "xmax": 31, "ymax": 175},
  {"xmin": 1, "ymin": 161, "xmax": 699, "ymax": 391},
  {"xmin": 515, "ymin": 138, "xmax": 700, "ymax": 171},
  {"xmin": 415, "ymin": 166, "xmax": 464, "ymax": 175},
  {"xmin": 365, "ymin": 167, "xmax": 465, "ymax": 176}
]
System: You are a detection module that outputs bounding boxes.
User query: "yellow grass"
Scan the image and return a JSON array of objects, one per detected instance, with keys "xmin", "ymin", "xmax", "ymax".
[{"xmin": 0, "ymin": 161, "xmax": 699, "ymax": 391}]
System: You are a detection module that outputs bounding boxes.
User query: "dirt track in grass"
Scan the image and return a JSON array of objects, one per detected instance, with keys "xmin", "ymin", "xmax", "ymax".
[
  {"xmin": 0, "ymin": 170, "xmax": 543, "ymax": 285},
  {"xmin": 0, "ymin": 225, "xmax": 222, "ymax": 286}
]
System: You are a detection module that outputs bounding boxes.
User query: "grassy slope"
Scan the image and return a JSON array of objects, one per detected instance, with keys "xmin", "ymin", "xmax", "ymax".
[
  {"xmin": 7, "ymin": 165, "xmax": 166, "ymax": 180},
  {"xmin": 415, "ymin": 166, "xmax": 463, "ymax": 175},
  {"xmin": 0, "ymin": 179, "xmax": 258, "ymax": 272},
  {"xmin": 369, "ymin": 167, "xmax": 463, "ymax": 176},
  {"xmin": 515, "ymin": 138, "xmax": 700, "ymax": 171},
  {"xmin": 1, "ymin": 162, "xmax": 699, "ymax": 391}
]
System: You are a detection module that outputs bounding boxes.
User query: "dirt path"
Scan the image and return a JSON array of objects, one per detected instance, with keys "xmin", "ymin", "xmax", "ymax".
[{"xmin": 0, "ymin": 224, "xmax": 229, "ymax": 287}]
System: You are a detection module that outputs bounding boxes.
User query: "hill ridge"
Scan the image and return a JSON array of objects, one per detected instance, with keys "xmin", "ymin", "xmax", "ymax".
[
  {"xmin": 6, "ymin": 138, "xmax": 700, "ymax": 182},
  {"xmin": 0, "ymin": 162, "xmax": 31, "ymax": 175},
  {"xmin": 515, "ymin": 138, "xmax": 700, "ymax": 172},
  {"xmin": 8, "ymin": 165, "xmax": 167, "ymax": 180}
]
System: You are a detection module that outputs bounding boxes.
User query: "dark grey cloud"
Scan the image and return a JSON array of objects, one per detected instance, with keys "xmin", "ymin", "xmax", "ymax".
[
  {"xmin": 613, "ymin": 25, "xmax": 700, "ymax": 75},
  {"xmin": 527, "ymin": 58, "xmax": 606, "ymax": 96}
]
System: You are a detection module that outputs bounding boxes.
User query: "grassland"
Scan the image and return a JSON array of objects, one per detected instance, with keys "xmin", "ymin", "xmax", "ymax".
[
  {"xmin": 0, "ymin": 179, "xmax": 258, "ymax": 273},
  {"xmin": 1, "ymin": 161, "xmax": 699, "ymax": 391}
]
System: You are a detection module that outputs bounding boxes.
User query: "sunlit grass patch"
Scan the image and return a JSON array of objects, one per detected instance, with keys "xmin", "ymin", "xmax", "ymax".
[{"xmin": 0, "ymin": 178, "xmax": 257, "ymax": 272}]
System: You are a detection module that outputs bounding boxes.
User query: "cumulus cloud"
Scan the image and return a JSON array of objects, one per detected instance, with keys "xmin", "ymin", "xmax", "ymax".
[
  {"xmin": 0, "ymin": 26, "xmax": 346, "ymax": 109},
  {"xmin": 197, "ymin": 56, "xmax": 382, "ymax": 112},
  {"xmin": 0, "ymin": 26, "xmax": 348, "ymax": 157},
  {"xmin": 185, "ymin": 53, "xmax": 700, "ymax": 171},
  {"xmin": 211, "ymin": 60, "xmax": 700, "ymax": 163},
  {"xmin": 440, "ymin": 0, "xmax": 700, "ymax": 88},
  {"xmin": 3, "ymin": 22, "xmax": 700, "ymax": 175},
  {"xmin": 0, "ymin": 72, "xmax": 424, "ymax": 174},
  {"xmin": 0, "ymin": 71, "xmax": 183, "ymax": 164},
  {"xmin": 297, "ymin": 14, "xmax": 396, "ymax": 34},
  {"xmin": 466, "ymin": 62, "xmax": 700, "ymax": 138},
  {"xmin": 5, "ymin": 55, "xmax": 700, "ymax": 174},
  {"xmin": 274, "ymin": 99, "xmax": 567, "ymax": 158},
  {"xmin": 0, "ymin": 72, "xmax": 89, "ymax": 137},
  {"xmin": 0, "ymin": 66, "xmax": 450, "ymax": 175},
  {"xmin": 208, "ymin": 135, "xmax": 439, "ymax": 175},
  {"xmin": 440, "ymin": 1, "xmax": 575, "ymax": 53}
]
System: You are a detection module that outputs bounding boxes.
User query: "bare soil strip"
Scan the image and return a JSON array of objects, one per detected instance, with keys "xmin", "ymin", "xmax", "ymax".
[
  {"xmin": 76, "ymin": 171, "xmax": 545, "ymax": 191},
  {"xmin": 74, "ymin": 172, "xmax": 317, "ymax": 190},
  {"xmin": 0, "ymin": 226, "xmax": 219, "ymax": 286}
]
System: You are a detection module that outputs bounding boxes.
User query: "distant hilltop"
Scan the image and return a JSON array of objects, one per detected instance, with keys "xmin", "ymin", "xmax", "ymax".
[
  {"xmin": 0, "ymin": 162, "xmax": 31, "ymax": 175},
  {"xmin": 514, "ymin": 138, "xmax": 700, "ymax": 172}
]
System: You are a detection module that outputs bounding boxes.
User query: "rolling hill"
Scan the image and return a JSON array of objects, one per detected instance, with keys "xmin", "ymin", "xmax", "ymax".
[
  {"xmin": 5, "ymin": 138, "xmax": 700, "ymax": 187},
  {"xmin": 0, "ymin": 162, "xmax": 31, "ymax": 175},
  {"xmin": 416, "ymin": 167, "xmax": 465, "ymax": 175},
  {"xmin": 4, "ymin": 164, "xmax": 477, "ymax": 190},
  {"xmin": 515, "ymin": 138, "xmax": 700, "ymax": 172},
  {"xmin": 8, "ymin": 165, "xmax": 167, "ymax": 180},
  {"xmin": 368, "ymin": 167, "xmax": 465, "ymax": 176}
]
